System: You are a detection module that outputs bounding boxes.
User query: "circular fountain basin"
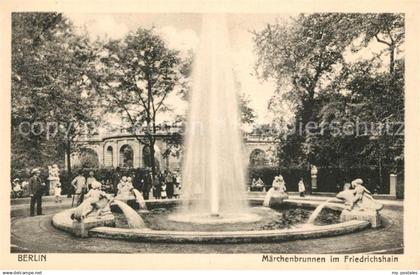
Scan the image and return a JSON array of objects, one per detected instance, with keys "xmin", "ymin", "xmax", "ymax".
[
  {"xmin": 167, "ymin": 212, "xmax": 262, "ymax": 224},
  {"xmin": 51, "ymin": 198, "xmax": 372, "ymax": 243}
]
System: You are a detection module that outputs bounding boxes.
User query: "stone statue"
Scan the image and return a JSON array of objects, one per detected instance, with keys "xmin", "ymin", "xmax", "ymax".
[
  {"xmin": 310, "ymin": 165, "xmax": 318, "ymax": 177},
  {"xmin": 263, "ymin": 175, "xmax": 288, "ymax": 207},
  {"xmin": 336, "ymin": 178, "xmax": 383, "ymax": 212},
  {"xmin": 310, "ymin": 165, "xmax": 318, "ymax": 190},
  {"xmin": 70, "ymin": 181, "xmax": 116, "ymax": 237},
  {"xmin": 116, "ymin": 176, "xmax": 133, "ymax": 200},
  {"xmin": 71, "ymin": 181, "xmax": 113, "ymax": 221},
  {"xmin": 335, "ymin": 178, "xmax": 383, "ymax": 228},
  {"xmin": 115, "ymin": 176, "xmax": 146, "ymax": 209}
]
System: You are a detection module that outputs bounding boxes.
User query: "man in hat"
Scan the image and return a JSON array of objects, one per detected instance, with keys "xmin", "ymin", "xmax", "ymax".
[
  {"xmin": 142, "ymin": 168, "xmax": 153, "ymax": 200},
  {"xmin": 112, "ymin": 167, "xmax": 122, "ymax": 196},
  {"xmin": 28, "ymin": 168, "xmax": 46, "ymax": 216}
]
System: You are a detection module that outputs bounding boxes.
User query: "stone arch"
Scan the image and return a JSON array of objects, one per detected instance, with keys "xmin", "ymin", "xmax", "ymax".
[
  {"xmin": 249, "ymin": 148, "xmax": 268, "ymax": 167},
  {"xmin": 104, "ymin": 145, "xmax": 113, "ymax": 167},
  {"xmin": 119, "ymin": 144, "xmax": 134, "ymax": 168}
]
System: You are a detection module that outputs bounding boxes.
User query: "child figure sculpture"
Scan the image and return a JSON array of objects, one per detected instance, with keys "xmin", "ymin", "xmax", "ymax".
[
  {"xmin": 71, "ymin": 181, "xmax": 113, "ymax": 221},
  {"xmin": 336, "ymin": 178, "xmax": 383, "ymax": 212},
  {"xmin": 335, "ymin": 178, "xmax": 383, "ymax": 228},
  {"xmin": 263, "ymin": 175, "xmax": 289, "ymax": 207},
  {"xmin": 116, "ymin": 176, "xmax": 133, "ymax": 200},
  {"xmin": 116, "ymin": 176, "xmax": 146, "ymax": 209}
]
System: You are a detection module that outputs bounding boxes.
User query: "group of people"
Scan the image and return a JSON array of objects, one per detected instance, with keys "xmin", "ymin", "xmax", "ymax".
[
  {"xmin": 14, "ymin": 165, "xmax": 382, "ymax": 220},
  {"xmin": 250, "ymin": 178, "xmax": 265, "ymax": 191},
  {"xmin": 11, "ymin": 168, "xmax": 63, "ymax": 216},
  {"xmin": 11, "ymin": 178, "xmax": 28, "ymax": 198},
  {"xmin": 150, "ymin": 170, "xmax": 181, "ymax": 200},
  {"xmin": 250, "ymin": 176, "xmax": 306, "ymax": 197},
  {"xmin": 70, "ymin": 168, "xmax": 182, "ymax": 207}
]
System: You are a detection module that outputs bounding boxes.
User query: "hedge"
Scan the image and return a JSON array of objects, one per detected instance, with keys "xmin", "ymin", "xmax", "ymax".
[
  {"xmin": 248, "ymin": 165, "xmax": 403, "ymax": 194},
  {"xmin": 11, "ymin": 165, "xmax": 403, "ymax": 196}
]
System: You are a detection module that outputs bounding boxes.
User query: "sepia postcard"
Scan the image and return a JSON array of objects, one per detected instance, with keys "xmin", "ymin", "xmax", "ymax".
[{"xmin": 0, "ymin": 0, "xmax": 419, "ymax": 270}]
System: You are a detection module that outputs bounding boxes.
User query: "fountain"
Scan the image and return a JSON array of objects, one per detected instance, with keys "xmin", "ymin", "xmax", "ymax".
[
  {"xmin": 52, "ymin": 14, "xmax": 384, "ymax": 243},
  {"xmin": 169, "ymin": 13, "xmax": 259, "ymax": 224}
]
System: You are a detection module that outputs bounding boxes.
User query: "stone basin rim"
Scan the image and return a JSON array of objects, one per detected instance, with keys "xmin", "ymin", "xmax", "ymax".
[{"xmin": 51, "ymin": 198, "xmax": 374, "ymax": 243}]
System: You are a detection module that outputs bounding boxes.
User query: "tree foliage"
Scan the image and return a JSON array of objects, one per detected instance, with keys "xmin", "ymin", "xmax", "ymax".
[
  {"xmin": 92, "ymin": 28, "xmax": 190, "ymax": 176},
  {"xmin": 12, "ymin": 13, "xmax": 99, "ymax": 177},
  {"xmin": 253, "ymin": 13, "xmax": 404, "ymax": 178}
]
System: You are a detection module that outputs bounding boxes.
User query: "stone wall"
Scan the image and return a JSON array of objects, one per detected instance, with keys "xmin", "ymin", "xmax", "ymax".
[{"xmin": 69, "ymin": 134, "xmax": 274, "ymax": 171}]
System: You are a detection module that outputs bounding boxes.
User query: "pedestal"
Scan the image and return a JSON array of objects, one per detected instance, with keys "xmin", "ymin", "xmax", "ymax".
[
  {"xmin": 340, "ymin": 210, "xmax": 381, "ymax": 228},
  {"xmin": 311, "ymin": 176, "xmax": 317, "ymax": 191},
  {"xmin": 389, "ymin": 174, "xmax": 397, "ymax": 197},
  {"xmin": 72, "ymin": 214, "xmax": 115, "ymax": 237}
]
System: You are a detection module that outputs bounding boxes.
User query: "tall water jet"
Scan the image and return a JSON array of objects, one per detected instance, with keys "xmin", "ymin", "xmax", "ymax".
[{"xmin": 175, "ymin": 14, "xmax": 251, "ymax": 221}]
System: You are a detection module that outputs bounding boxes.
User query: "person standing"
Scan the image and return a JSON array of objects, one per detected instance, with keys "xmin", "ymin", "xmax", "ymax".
[
  {"xmin": 54, "ymin": 182, "xmax": 62, "ymax": 203},
  {"xmin": 142, "ymin": 169, "xmax": 152, "ymax": 200},
  {"xmin": 132, "ymin": 168, "xmax": 142, "ymax": 192},
  {"xmin": 112, "ymin": 167, "xmax": 122, "ymax": 195},
  {"xmin": 165, "ymin": 170, "xmax": 174, "ymax": 199},
  {"xmin": 71, "ymin": 170, "xmax": 86, "ymax": 206},
  {"xmin": 153, "ymin": 173, "xmax": 162, "ymax": 199},
  {"xmin": 298, "ymin": 178, "xmax": 306, "ymax": 197},
  {"xmin": 28, "ymin": 168, "xmax": 45, "ymax": 216},
  {"xmin": 161, "ymin": 182, "xmax": 167, "ymax": 199},
  {"xmin": 173, "ymin": 182, "xmax": 180, "ymax": 199},
  {"xmin": 86, "ymin": 171, "xmax": 97, "ymax": 190}
]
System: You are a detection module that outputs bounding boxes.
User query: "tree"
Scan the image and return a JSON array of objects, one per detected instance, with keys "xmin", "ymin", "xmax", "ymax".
[
  {"xmin": 361, "ymin": 14, "xmax": 404, "ymax": 74},
  {"xmin": 93, "ymin": 28, "xmax": 190, "ymax": 178},
  {"xmin": 253, "ymin": 13, "xmax": 365, "ymax": 167},
  {"xmin": 12, "ymin": 13, "xmax": 98, "ymax": 187},
  {"xmin": 253, "ymin": 13, "xmax": 404, "ymax": 177},
  {"xmin": 239, "ymin": 94, "xmax": 257, "ymax": 125},
  {"xmin": 254, "ymin": 14, "xmax": 364, "ymax": 126}
]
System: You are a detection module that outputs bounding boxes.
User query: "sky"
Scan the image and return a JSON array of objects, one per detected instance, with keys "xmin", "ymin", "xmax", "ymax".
[{"xmin": 65, "ymin": 13, "xmax": 290, "ymax": 124}]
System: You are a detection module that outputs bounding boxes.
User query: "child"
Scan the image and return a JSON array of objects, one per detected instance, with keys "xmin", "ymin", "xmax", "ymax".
[
  {"xmin": 173, "ymin": 183, "xmax": 180, "ymax": 199},
  {"xmin": 161, "ymin": 183, "xmax": 167, "ymax": 199},
  {"xmin": 54, "ymin": 182, "xmax": 62, "ymax": 203},
  {"xmin": 12, "ymin": 178, "xmax": 22, "ymax": 198},
  {"xmin": 298, "ymin": 179, "xmax": 305, "ymax": 197}
]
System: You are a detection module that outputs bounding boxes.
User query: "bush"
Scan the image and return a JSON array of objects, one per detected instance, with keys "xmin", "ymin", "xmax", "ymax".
[{"xmin": 316, "ymin": 167, "xmax": 396, "ymax": 194}]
